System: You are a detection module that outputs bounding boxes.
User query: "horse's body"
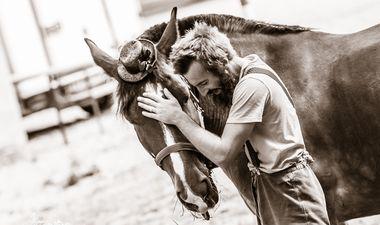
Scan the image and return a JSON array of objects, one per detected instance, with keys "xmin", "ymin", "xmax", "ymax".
[
  {"xmin": 138, "ymin": 14, "xmax": 380, "ymax": 224},
  {"xmin": 87, "ymin": 9, "xmax": 380, "ymax": 224},
  {"xmin": 231, "ymin": 24, "xmax": 380, "ymax": 222}
]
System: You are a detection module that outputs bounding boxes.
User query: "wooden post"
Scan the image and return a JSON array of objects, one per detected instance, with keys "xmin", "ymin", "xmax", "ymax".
[
  {"xmin": 29, "ymin": 0, "xmax": 69, "ymax": 144},
  {"xmin": 0, "ymin": 23, "xmax": 14, "ymax": 73},
  {"xmin": 29, "ymin": 0, "xmax": 52, "ymax": 66}
]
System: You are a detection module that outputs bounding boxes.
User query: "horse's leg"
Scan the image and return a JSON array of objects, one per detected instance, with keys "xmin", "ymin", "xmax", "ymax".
[
  {"xmin": 315, "ymin": 167, "xmax": 341, "ymax": 225},
  {"xmin": 324, "ymin": 188, "xmax": 342, "ymax": 225}
]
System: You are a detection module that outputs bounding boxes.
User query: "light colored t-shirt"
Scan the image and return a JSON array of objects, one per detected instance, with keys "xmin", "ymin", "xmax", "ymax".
[{"xmin": 226, "ymin": 54, "xmax": 307, "ymax": 173}]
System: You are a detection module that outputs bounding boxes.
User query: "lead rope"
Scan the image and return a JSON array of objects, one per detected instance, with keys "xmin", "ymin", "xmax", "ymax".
[{"xmin": 180, "ymin": 76, "xmax": 205, "ymax": 129}]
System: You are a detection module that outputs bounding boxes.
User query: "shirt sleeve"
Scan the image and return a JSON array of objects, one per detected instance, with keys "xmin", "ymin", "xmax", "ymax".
[{"xmin": 226, "ymin": 77, "xmax": 270, "ymax": 124}]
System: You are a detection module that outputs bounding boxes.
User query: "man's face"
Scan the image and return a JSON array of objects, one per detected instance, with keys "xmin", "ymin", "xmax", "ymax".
[{"xmin": 185, "ymin": 61, "xmax": 222, "ymax": 97}]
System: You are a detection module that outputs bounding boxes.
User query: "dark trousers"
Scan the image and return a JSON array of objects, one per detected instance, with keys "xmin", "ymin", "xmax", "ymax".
[{"xmin": 251, "ymin": 162, "xmax": 331, "ymax": 225}]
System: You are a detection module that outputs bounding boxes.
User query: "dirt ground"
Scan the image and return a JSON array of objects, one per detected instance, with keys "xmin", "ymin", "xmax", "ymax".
[
  {"xmin": 1, "ymin": 111, "xmax": 379, "ymax": 225},
  {"xmin": 0, "ymin": 111, "xmax": 255, "ymax": 225}
]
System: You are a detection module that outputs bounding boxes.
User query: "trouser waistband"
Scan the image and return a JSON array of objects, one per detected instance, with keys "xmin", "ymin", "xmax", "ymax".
[{"xmin": 248, "ymin": 151, "xmax": 313, "ymax": 176}]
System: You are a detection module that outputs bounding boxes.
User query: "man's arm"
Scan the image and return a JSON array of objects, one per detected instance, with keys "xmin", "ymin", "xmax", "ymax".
[
  {"xmin": 175, "ymin": 111, "xmax": 254, "ymax": 166},
  {"xmin": 137, "ymin": 88, "xmax": 254, "ymax": 166}
]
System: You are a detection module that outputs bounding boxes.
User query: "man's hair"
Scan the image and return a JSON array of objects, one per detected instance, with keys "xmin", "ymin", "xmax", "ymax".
[{"xmin": 170, "ymin": 22, "xmax": 237, "ymax": 76}]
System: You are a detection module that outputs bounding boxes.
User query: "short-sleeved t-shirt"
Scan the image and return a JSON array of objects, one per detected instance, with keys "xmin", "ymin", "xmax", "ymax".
[{"xmin": 226, "ymin": 54, "xmax": 307, "ymax": 173}]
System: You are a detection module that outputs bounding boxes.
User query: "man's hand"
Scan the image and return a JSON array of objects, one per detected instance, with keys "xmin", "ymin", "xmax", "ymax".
[{"xmin": 137, "ymin": 88, "xmax": 186, "ymax": 125}]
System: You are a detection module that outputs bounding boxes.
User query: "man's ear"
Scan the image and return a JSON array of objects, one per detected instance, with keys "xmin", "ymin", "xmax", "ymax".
[
  {"xmin": 84, "ymin": 38, "xmax": 119, "ymax": 79},
  {"xmin": 156, "ymin": 7, "xmax": 179, "ymax": 57}
]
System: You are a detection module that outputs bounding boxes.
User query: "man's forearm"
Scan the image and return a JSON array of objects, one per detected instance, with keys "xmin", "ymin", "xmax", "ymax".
[{"xmin": 175, "ymin": 112, "xmax": 227, "ymax": 165}]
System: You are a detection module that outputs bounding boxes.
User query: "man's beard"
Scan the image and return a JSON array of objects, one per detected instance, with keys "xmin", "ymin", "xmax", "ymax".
[{"xmin": 209, "ymin": 69, "xmax": 239, "ymax": 107}]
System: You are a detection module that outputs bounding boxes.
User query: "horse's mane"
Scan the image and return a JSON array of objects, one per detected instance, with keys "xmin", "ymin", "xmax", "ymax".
[{"xmin": 139, "ymin": 14, "xmax": 311, "ymax": 42}]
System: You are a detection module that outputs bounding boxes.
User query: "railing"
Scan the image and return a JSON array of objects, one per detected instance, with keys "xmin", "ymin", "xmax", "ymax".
[{"xmin": 12, "ymin": 63, "xmax": 116, "ymax": 144}]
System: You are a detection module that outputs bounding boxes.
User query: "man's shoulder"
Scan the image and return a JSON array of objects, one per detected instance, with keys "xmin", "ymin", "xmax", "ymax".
[
  {"xmin": 243, "ymin": 54, "xmax": 260, "ymax": 62},
  {"xmin": 240, "ymin": 54, "xmax": 273, "ymax": 78},
  {"xmin": 234, "ymin": 75, "xmax": 271, "ymax": 98}
]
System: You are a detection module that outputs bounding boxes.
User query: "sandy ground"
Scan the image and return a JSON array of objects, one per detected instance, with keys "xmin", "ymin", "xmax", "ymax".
[
  {"xmin": 0, "ymin": 111, "xmax": 255, "ymax": 225},
  {"xmin": 1, "ymin": 111, "xmax": 380, "ymax": 225}
]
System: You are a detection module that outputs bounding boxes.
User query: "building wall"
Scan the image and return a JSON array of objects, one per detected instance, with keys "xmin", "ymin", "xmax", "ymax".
[
  {"xmin": 139, "ymin": 0, "xmax": 245, "ymax": 30},
  {"xmin": 0, "ymin": 0, "xmax": 137, "ymax": 147},
  {"xmin": 246, "ymin": 0, "xmax": 380, "ymax": 34}
]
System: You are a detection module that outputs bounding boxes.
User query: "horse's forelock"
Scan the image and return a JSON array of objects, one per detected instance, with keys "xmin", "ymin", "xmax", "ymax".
[
  {"xmin": 116, "ymin": 79, "xmax": 147, "ymax": 123},
  {"xmin": 115, "ymin": 67, "xmax": 190, "ymax": 123}
]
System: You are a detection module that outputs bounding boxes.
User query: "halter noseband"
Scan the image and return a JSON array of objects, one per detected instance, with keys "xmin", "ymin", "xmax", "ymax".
[{"xmin": 154, "ymin": 142, "xmax": 199, "ymax": 167}]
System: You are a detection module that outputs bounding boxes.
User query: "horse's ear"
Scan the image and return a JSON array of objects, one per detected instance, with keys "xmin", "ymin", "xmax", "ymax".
[
  {"xmin": 157, "ymin": 7, "xmax": 179, "ymax": 57},
  {"xmin": 84, "ymin": 38, "xmax": 119, "ymax": 79}
]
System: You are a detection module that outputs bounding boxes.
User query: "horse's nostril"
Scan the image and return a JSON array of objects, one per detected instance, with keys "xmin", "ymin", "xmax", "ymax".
[{"xmin": 202, "ymin": 192, "xmax": 208, "ymax": 201}]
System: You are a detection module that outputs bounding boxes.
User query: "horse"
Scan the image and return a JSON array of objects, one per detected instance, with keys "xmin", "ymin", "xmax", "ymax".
[
  {"xmin": 87, "ymin": 7, "xmax": 380, "ymax": 225},
  {"xmin": 85, "ymin": 10, "xmax": 219, "ymax": 219}
]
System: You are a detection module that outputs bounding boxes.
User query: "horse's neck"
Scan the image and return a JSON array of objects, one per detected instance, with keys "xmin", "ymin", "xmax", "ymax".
[
  {"xmin": 201, "ymin": 31, "xmax": 351, "ymax": 134},
  {"xmin": 229, "ymin": 31, "xmax": 334, "ymax": 66},
  {"xmin": 229, "ymin": 31, "xmax": 344, "ymax": 97}
]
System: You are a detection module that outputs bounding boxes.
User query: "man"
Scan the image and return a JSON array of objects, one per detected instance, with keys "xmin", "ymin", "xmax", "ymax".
[{"xmin": 137, "ymin": 22, "xmax": 330, "ymax": 225}]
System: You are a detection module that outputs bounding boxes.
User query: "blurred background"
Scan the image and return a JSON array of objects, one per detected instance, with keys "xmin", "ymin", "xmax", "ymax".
[{"xmin": 0, "ymin": 0, "xmax": 380, "ymax": 224}]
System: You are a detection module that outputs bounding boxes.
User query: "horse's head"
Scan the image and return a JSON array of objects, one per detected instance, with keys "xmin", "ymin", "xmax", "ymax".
[{"xmin": 85, "ymin": 7, "xmax": 218, "ymax": 219}]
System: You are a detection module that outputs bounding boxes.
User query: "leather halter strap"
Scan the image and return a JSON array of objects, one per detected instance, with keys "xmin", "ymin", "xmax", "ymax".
[{"xmin": 155, "ymin": 142, "xmax": 199, "ymax": 167}]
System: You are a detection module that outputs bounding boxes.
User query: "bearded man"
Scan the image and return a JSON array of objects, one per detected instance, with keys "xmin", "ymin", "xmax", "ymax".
[{"xmin": 137, "ymin": 22, "xmax": 330, "ymax": 225}]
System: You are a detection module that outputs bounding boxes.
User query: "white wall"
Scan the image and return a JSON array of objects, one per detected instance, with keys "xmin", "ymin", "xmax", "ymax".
[
  {"xmin": 244, "ymin": 0, "xmax": 380, "ymax": 34},
  {"xmin": 0, "ymin": 0, "xmax": 139, "ymax": 75},
  {"xmin": 140, "ymin": 0, "xmax": 245, "ymax": 31},
  {"xmin": 0, "ymin": 0, "xmax": 48, "ymax": 74}
]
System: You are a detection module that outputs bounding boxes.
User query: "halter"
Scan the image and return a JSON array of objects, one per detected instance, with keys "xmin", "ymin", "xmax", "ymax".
[
  {"xmin": 137, "ymin": 38, "xmax": 158, "ymax": 76},
  {"xmin": 154, "ymin": 143, "xmax": 199, "ymax": 167},
  {"xmin": 136, "ymin": 38, "xmax": 206, "ymax": 168}
]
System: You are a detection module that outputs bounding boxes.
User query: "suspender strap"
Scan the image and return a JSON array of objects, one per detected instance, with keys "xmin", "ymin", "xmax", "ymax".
[
  {"xmin": 243, "ymin": 67, "xmax": 295, "ymax": 173},
  {"xmin": 246, "ymin": 67, "xmax": 295, "ymax": 108},
  {"xmin": 245, "ymin": 140, "xmax": 260, "ymax": 167}
]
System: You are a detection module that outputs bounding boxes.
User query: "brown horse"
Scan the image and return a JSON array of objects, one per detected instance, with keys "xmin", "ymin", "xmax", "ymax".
[
  {"xmin": 87, "ymin": 8, "xmax": 380, "ymax": 225},
  {"xmin": 85, "ymin": 9, "xmax": 219, "ymax": 219}
]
